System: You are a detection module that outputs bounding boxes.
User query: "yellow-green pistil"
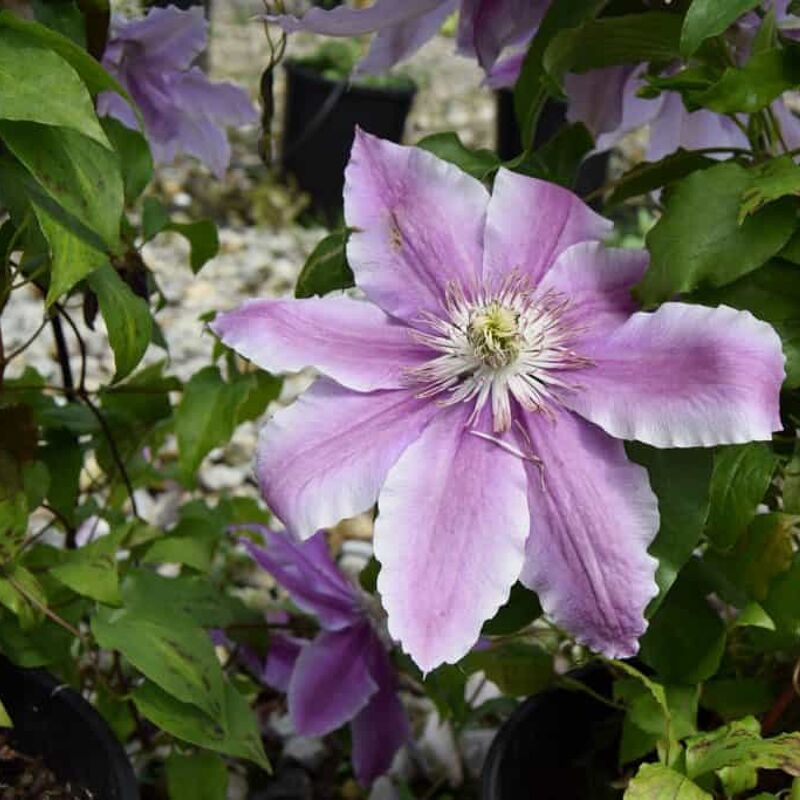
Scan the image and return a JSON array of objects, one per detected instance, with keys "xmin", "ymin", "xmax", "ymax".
[{"xmin": 467, "ymin": 303, "xmax": 522, "ymax": 369}]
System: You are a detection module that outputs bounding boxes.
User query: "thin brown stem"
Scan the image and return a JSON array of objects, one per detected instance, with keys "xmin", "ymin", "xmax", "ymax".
[{"xmin": 6, "ymin": 573, "xmax": 82, "ymax": 640}]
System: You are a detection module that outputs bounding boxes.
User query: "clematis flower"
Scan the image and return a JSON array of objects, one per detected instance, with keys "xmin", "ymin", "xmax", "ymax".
[
  {"xmin": 266, "ymin": 0, "xmax": 547, "ymax": 77},
  {"xmin": 241, "ymin": 527, "xmax": 408, "ymax": 785},
  {"xmin": 213, "ymin": 131, "xmax": 784, "ymax": 672},
  {"xmin": 97, "ymin": 6, "xmax": 258, "ymax": 178}
]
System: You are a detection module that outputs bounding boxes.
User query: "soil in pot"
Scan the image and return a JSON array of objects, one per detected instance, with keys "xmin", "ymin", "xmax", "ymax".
[
  {"xmin": 481, "ymin": 662, "xmax": 625, "ymax": 800},
  {"xmin": 279, "ymin": 42, "xmax": 416, "ymax": 223},
  {"xmin": 0, "ymin": 656, "xmax": 138, "ymax": 800}
]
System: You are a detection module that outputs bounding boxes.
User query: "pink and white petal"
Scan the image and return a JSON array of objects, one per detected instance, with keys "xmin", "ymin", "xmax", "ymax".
[
  {"xmin": 288, "ymin": 624, "xmax": 378, "ymax": 736},
  {"xmin": 517, "ymin": 408, "xmax": 660, "ymax": 657},
  {"xmin": 267, "ymin": 0, "xmax": 446, "ymax": 37},
  {"xmin": 482, "ymin": 169, "xmax": 612, "ymax": 290},
  {"xmin": 536, "ymin": 242, "xmax": 649, "ymax": 341},
  {"xmin": 356, "ymin": 1, "xmax": 457, "ymax": 75},
  {"xmin": 257, "ymin": 380, "xmax": 440, "ymax": 538},
  {"xmin": 351, "ymin": 637, "xmax": 409, "ymax": 785},
  {"xmin": 374, "ymin": 405, "xmax": 529, "ymax": 673},
  {"xmin": 344, "ymin": 129, "xmax": 489, "ymax": 322},
  {"xmin": 212, "ymin": 296, "xmax": 426, "ymax": 392},
  {"xmin": 263, "ymin": 633, "xmax": 304, "ymax": 692},
  {"xmin": 565, "ymin": 303, "xmax": 785, "ymax": 448}
]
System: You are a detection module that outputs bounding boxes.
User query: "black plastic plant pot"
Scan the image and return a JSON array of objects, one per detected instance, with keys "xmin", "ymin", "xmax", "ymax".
[
  {"xmin": 280, "ymin": 61, "xmax": 417, "ymax": 222},
  {"xmin": 481, "ymin": 662, "xmax": 625, "ymax": 800},
  {"xmin": 495, "ymin": 89, "xmax": 609, "ymax": 203},
  {"xmin": 0, "ymin": 655, "xmax": 139, "ymax": 800}
]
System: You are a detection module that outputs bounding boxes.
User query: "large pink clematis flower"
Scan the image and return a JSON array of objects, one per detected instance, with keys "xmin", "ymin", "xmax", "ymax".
[
  {"xmin": 267, "ymin": 0, "xmax": 547, "ymax": 77},
  {"xmin": 213, "ymin": 131, "xmax": 784, "ymax": 673},
  {"xmin": 97, "ymin": 6, "xmax": 258, "ymax": 177},
  {"xmin": 241, "ymin": 528, "xmax": 408, "ymax": 785}
]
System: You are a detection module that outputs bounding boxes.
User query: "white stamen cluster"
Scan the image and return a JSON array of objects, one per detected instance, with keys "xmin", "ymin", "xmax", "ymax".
[{"xmin": 409, "ymin": 276, "xmax": 589, "ymax": 432}]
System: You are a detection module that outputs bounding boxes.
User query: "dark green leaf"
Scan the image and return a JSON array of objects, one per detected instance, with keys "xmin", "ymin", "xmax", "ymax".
[
  {"xmin": 166, "ymin": 751, "xmax": 228, "ymax": 800},
  {"xmin": 0, "ymin": 493, "xmax": 27, "ymax": 567},
  {"xmin": 175, "ymin": 366, "xmax": 252, "ymax": 484},
  {"xmin": 294, "ymin": 230, "xmax": 354, "ymax": 299},
  {"xmin": 692, "ymin": 47, "xmax": 800, "ymax": 114},
  {"xmin": 87, "ymin": 263, "xmax": 152, "ymax": 382},
  {"xmin": 705, "ymin": 443, "xmax": 778, "ymax": 550},
  {"xmin": 40, "ymin": 429, "xmax": 82, "ymax": 527},
  {"xmin": 463, "ymin": 642, "xmax": 552, "ymax": 697},
  {"xmin": 544, "ymin": 13, "xmax": 683, "ymax": 86},
  {"xmin": 132, "ymin": 680, "xmax": 269, "ymax": 770},
  {"xmin": 31, "ymin": 0, "xmax": 86, "ymax": 47},
  {"xmin": 638, "ymin": 162, "xmax": 797, "ymax": 305},
  {"xmin": 417, "ymin": 132, "xmax": 500, "ymax": 180},
  {"xmin": 482, "ymin": 583, "xmax": 542, "ymax": 636},
  {"xmin": 235, "ymin": 371, "xmax": 282, "ymax": 424},
  {"xmin": 169, "ymin": 220, "xmax": 219, "ymax": 274},
  {"xmin": 680, "ymin": 0, "xmax": 762, "ymax": 57},
  {"xmin": 606, "ymin": 150, "xmax": 716, "ymax": 206},
  {"xmin": 0, "ymin": 564, "xmax": 46, "ymax": 629},
  {"xmin": 625, "ymin": 764, "xmax": 712, "ymax": 799},
  {"xmin": 509, "ymin": 123, "xmax": 593, "ymax": 189},
  {"xmin": 101, "ymin": 118, "xmax": 153, "ymax": 204},
  {"xmin": 91, "ymin": 605, "xmax": 226, "ymax": 718},
  {"xmin": 0, "ymin": 27, "xmax": 109, "ymax": 146},
  {"xmin": 627, "ymin": 444, "xmax": 713, "ymax": 610},
  {"xmin": 702, "ymin": 678, "xmax": 775, "ymax": 721},
  {"xmin": 639, "ymin": 562, "xmax": 726, "ymax": 683},
  {"xmin": 741, "ymin": 156, "xmax": 800, "ymax": 220},
  {"xmin": 0, "ymin": 121, "xmax": 122, "ymax": 247},
  {"xmin": 142, "ymin": 197, "xmax": 170, "ymax": 241}
]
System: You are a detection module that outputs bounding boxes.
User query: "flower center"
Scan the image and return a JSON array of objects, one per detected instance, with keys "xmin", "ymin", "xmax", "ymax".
[
  {"xmin": 408, "ymin": 278, "xmax": 589, "ymax": 433},
  {"xmin": 467, "ymin": 303, "xmax": 522, "ymax": 368}
]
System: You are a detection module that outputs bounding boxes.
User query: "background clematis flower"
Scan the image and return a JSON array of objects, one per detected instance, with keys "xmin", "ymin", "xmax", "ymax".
[
  {"xmin": 241, "ymin": 527, "xmax": 409, "ymax": 786},
  {"xmin": 213, "ymin": 131, "xmax": 784, "ymax": 673},
  {"xmin": 266, "ymin": 0, "xmax": 547, "ymax": 77},
  {"xmin": 97, "ymin": 6, "xmax": 258, "ymax": 178}
]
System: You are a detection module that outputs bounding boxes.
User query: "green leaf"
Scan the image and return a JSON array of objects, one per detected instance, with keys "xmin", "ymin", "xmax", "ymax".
[
  {"xmin": 142, "ymin": 197, "xmax": 171, "ymax": 241},
  {"xmin": 513, "ymin": 0, "xmax": 606, "ymax": 146},
  {"xmin": 31, "ymin": 0, "xmax": 86, "ymax": 47},
  {"xmin": 0, "ymin": 564, "xmax": 46, "ymax": 630},
  {"xmin": 175, "ymin": 366, "xmax": 252, "ymax": 484},
  {"xmin": 0, "ymin": 27, "xmax": 109, "ymax": 146},
  {"xmin": 91, "ymin": 605, "xmax": 226, "ymax": 719},
  {"xmin": 705, "ymin": 443, "xmax": 778, "ymax": 550},
  {"xmin": 680, "ymin": 0, "xmax": 762, "ymax": 57},
  {"xmin": 39, "ymin": 429, "xmax": 82, "ymax": 527},
  {"xmin": 689, "ymin": 259, "xmax": 800, "ymax": 388},
  {"xmin": 143, "ymin": 534, "xmax": 216, "ymax": 573},
  {"xmin": 166, "ymin": 751, "xmax": 228, "ymax": 800},
  {"xmin": 133, "ymin": 680, "xmax": 269, "ymax": 770},
  {"xmin": 417, "ymin": 132, "xmax": 499, "ymax": 181},
  {"xmin": 741, "ymin": 156, "xmax": 800, "ymax": 220},
  {"xmin": 639, "ymin": 562, "xmax": 726, "ymax": 684},
  {"xmin": 702, "ymin": 678, "xmax": 774, "ymax": 721},
  {"xmin": 0, "ymin": 697, "xmax": 12, "ymax": 728},
  {"xmin": 0, "ymin": 11, "xmax": 129, "ymax": 101},
  {"xmin": 462, "ymin": 642, "xmax": 552, "ymax": 697},
  {"xmin": 0, "ymin": 121, "xmax": 122, "ymax": 248},
  {"xmin": 101, "ymin": 118, "xmax": 153, "ymax": 204},
  {"xmin": 606, "ymin": 150, "xmax": 716, "ymax": 206},
  {"xmin": 168, "ymin": 221, "xmax": 219, "ymax": 274},
  {"xmin": 234, "ymin": 371, "xmax": 282, "ymax": 424},
  {"xmin": 638, "ymin": 162, "xmax": 797, "ymax": 305},
  {"xmin": 624, "ymin": 764, "xmax": 712, "ymax": 800},
  {"xmin": 294, "ymin": 230, "xmax": 354, "ymax": 299},
  {"xmin": 686, "ymin": 717, "xmax": 800, "ymax": 779},
  {"xmin": 0, "ymin": 492, "xmax": 27, "ymax": 566},
  {"xmin": 87, "ymin": 263, "xmax": 152, "ymax": 382},
  {"xmin": 692, "ymin": 47, "xmax": 800, "ymax": 114},
  {"xmin": 627, "ymin": 444, "xmax": 713, "ymax": 610},
  {"xmin": 51, "ymin": 530, "xmax": 122, "ymax": 605},
  {"xmin": 509, "ymin": 123, "xmax": 593, "ymax": 189},
  {"xmin": 482, "ymin": 582, "xmax": 542, "ymax": 636},
  {"xmin": 544, "ymin": 13, "xmax": 683, "ymax": 86}
]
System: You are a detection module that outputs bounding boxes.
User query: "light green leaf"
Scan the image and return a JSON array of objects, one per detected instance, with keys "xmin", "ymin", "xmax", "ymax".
[
  {"xmin": 638, "ymin": 162, "xmax": 796, "ymax": 305},
  {"xmin": 50, "ymin": 528, "xmax": 124, "ymax": 605},
  {"xmin": 0, "ymin": 27, "xmax": 109, "ymax": 146},
  {"xmin": 0, "ymin": 698, "xmax": 12, "ymax": 728},
  {"xmin": 294, "ymin": 229, "xmax": 353, "ymax": 299},
  {"xmin": 680, "ymin": 0, "xmax": 762, "ymax": 57},
  {"xmin": 175, "ymin": 366, "xmax": 253, "ymax": 484},
  {"xmin": 741, "ymin": 156, "xmax": 800, "ymax": 220},
  {"xmin": 87, "ymin": 264, "xmax": 152, "ymax": 382},
  {"xmin": 143, "ymin": 534, "xmax": 216, "ymax": 573},
  {"xmin": 0, "ymin": 492, "xmax": 28, "ymax": 566},
  {"xmin": 705, "ymin": 443, "xmax": 778, "ymax": 550},
  {"xmin": 166, "ymin": 751, "xmax": 228, "ymax": 800},
  {"xmin": 0, "ymin": 564, "xmax": 46, "ymax": 630},
  {"xmin": 133, "ymin": 680, "xmax": 269, "ymax": 770},
  {"xmin": 91, "ymin": 605, "xmax": 226, "ymax": 719},
  {"xmin": 462, "ymin": 643, "xmax": 552, "ymax": 697},
  {"xmin": 624, "ymin": 763, "xmax": 712, "ymax": 799},
  {"xmin": 736, "ymin": 601, "xmax": 776, "ymax": 630}
]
